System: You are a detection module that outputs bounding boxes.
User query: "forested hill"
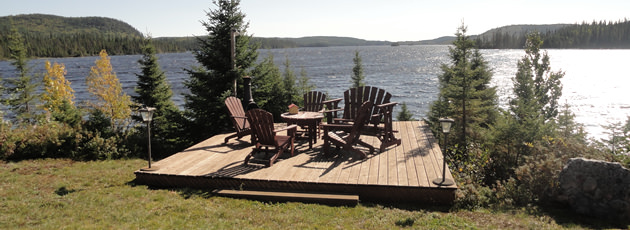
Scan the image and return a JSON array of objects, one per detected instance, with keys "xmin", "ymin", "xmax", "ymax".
[
  {"xmin": 476, "ymin": 20, "xmax": 630, "ymax": 49},
  {"xmin": 0, "ymin": 14, "xmax": 148, "ymax": 58},
  {"xmin": 2, "ymin": 14, "xmax": 143, "ymax": 36}
]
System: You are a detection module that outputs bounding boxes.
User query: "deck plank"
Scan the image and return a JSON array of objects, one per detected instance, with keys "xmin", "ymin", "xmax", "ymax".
[
  {"xmin": 403, "ymin": 121, "xmax": 420, "ymax": 187},
  {"xmin": 407, "ymin": 121, "xmax": 429, "ymax": 187},
  {"xmin": 394, "ymin": 122, "xmax": 410, "ymax": 186}
]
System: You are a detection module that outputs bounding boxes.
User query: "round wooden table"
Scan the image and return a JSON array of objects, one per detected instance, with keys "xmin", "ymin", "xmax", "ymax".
[{"xmin": 281, "ymin": 111, "xmax": 324, "ymax": 149}]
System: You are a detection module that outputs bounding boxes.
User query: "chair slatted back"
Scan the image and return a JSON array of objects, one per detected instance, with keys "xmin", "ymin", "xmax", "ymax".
[
  {"xmin": 303, "ymin": 91, "xmax": 326, "ymax": 112},
  {"xmin": 225, "ymin": 96, "xmax": 248, "ymax": 132},
  {"xmin": 246, "ymin": 109, "xmax": 275, "ymax": 146},
  {"xmin": 342, "ymin": 86, "xmax": 391, "ymax": 125}
]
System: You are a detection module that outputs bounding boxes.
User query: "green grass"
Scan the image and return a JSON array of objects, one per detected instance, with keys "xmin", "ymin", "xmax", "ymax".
[{"xmin": 0, "ymin": 159, "xmax": 624, "ymax": 229}]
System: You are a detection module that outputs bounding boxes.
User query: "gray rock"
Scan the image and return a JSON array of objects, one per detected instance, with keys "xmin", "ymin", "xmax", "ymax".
[{"xmin": 558, "ymin": 158, "xmax": 630, "ymax": 221}]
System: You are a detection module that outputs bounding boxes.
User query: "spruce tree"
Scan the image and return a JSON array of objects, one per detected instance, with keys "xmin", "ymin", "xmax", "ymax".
[
  {"xmin": 134, "ymin": 37, "xmax": 185, "ymax": 155},
  {"xmin": 428, "ymin": 24, "xmax": 498, "ymax": 155},
  {"xmin": 351, "ymin": 50, "xmax": 365, "ymax": 88},
  {"xmin": 183, "ymin": 0, "xmax": 259, "ymax": 142},
  {"xmin": 250, "ymin": 54, "xmax": 286, "ymax": 121},
  {"xmin": 4, "ymin": 25, "xmax": 39, "ymax": 123},
  {"xmin": 397, "ymin": 102, "xmax": 415, "ymax": 121},
  {"xmin": 509, "ymin": 32, "xmax": 564, "ymax": 152},
  {"xmin": 296, "ymin": 67, "xmax": 315, "ymax": 105},
  {"xmin": 282, "ymin": 56, "xmax": 298, "ymax": 105}
]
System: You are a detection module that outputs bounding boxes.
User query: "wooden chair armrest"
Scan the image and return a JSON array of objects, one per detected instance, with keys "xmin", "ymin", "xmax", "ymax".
[
  {"xmin": 322, "ymin": 98, "xmax": 342, "ymax": 104},
  {"xmin": 323, "ymin": 98, "xmax": 342, "ymax": 110},
  {"xmin": 375, "ymin": 102, "xmax": 398, "ymax": 117},
  {"xmin": 376, "ymin": 102, "xmax": 398, "ymax": 109},
  {"xmin": 231, "ymin": 115, "xmax": 248, "ymax": 119}
]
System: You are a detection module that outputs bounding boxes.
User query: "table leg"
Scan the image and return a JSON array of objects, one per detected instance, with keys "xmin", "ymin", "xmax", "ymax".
[{"xmin": 309, "ymin": 122, "xmax": 315, "ymax": 149}]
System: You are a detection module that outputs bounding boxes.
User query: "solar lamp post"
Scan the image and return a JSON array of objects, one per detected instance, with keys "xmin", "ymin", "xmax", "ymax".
[
  {"xmin": 139, "ymin": 106, "xmax": 157, "ymax": 171},
  {"xmin": 433, "ymin": 117, "xmax": 455, "ymax": 186}
]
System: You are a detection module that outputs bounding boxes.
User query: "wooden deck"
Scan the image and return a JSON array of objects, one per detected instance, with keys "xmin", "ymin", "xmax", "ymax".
[{"xmin": 134, "ymin": 121, "xmax": 457, "ymax": 204}]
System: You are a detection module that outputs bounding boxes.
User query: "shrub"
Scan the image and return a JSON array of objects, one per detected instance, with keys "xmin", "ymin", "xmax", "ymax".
[
  {"xmin": 74, "ymin": 132, "xmax": 129, "ymax": 161},
  {"xmin": 494, "ymin": 136, "xmax": 609, "ymax": 206},
  {"xmin": 1, "ymin": 122, "xmax": 79, "ymax": 160}
]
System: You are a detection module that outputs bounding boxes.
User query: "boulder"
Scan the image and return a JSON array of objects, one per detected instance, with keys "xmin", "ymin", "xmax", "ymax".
[{"xmin": 558, "ymin": 158, "xmax": 630, "ymax": 221}]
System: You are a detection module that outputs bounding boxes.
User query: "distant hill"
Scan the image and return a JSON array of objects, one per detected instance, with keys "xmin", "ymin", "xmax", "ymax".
[
  {"xmin": 253, "ymin": 36, "xmax": 390, "ymax": 49},
  {"xmin": 290, "ymin": 36, "xmax": 389, "ymax": 47},
  {"xmin": 0, "ymin": 14, "xmax": 143, "ymax": 36},
  {"xmin": 393, "ymin": 36, "xmax": 456, "ymax": 46},
  {"xmin": 1, "ymin": 14, "xmax": 626, "ymax": 58},
  {"xmin": 0, "ymin": 14, "xmax": 145, "ymax": 58}
]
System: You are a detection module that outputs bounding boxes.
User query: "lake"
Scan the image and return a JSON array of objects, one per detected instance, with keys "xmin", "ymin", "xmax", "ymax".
[{"xmin": 0, "ymin": 45, "xmax": 628, "ymax": 139}]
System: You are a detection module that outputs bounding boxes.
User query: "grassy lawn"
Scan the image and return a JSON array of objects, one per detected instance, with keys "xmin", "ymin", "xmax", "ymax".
[{"xmin": 0, "ymin": 159, "xmax": 624, "ymax": 229}]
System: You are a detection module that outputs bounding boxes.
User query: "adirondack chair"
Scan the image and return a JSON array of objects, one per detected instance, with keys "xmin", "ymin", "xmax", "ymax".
[
  {"xmin": 224, "ymin": 96, "xmax": 252, "ymax": 144},
  {"xmin": 323, "ymin": 86, "xmax": 401, "ymax": 152},
  {"xmin": 245, "ymin": 109, "xmax": 297, "ymax": 167},
  {"xmin": 302, "ymin": 91, "xmax": 327, "ymax": 112},
  {"xmin": 322, "ymin": 101, "xmax": 374, "ymax": 159}
]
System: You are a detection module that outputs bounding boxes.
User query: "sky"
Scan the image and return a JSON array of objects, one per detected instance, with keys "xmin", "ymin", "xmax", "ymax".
[{"xmin": 2, "ymin": 0, "xmax": 629, "ymax": 41}]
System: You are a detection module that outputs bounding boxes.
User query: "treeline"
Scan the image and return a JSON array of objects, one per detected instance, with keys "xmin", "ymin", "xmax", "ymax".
[
  {"xmin": 477, "ymin": 19, "xmax": 630, "ymax": 49},
  {"xmin": 0, "ymin": 14, "xmax": 397, "ymax": 58}
]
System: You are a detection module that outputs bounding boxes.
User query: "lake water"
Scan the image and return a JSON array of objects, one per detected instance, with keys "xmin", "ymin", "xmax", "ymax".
[{"xmin": 1, "ymin": 46, "xmax": 628, "ymax": 139}]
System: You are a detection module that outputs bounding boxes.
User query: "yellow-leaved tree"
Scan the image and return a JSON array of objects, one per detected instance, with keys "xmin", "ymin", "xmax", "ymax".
[
  {"xmin": 42, "ymin": 61, "xmax": 75, "ymax": 112},
  {"xmin": 86, "ymin": 50, "xmax": 132, "ymax": 131}
]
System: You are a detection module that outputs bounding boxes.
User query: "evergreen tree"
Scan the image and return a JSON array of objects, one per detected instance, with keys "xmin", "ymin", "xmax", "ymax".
[
  {"xmin": 4, "ymin": 25, "xmax": 39, "ymax": 123},
  {"xmin": 183, "ymin": 0, "xmax": 259, "ymax": 142},
  {"xmin": 487, "ymin": 32, "xmax": 566, "ymax": 178},
  {"xmin": 282, "ymin": 56, "xmax": 299, "ymax": 105},
  {"xmin": 428, "ymin": 24, "xmax": 498, "ymax": 155},
  {"xmin": 556, "ymin": 102, "xmax": 586, "ymax": 141},
  {"xmin": 296, "ymin": 67, "xmax": 315, "ymax": 105},
  {"xmin": 397, "ymin": 102, "xmax": 415, "ymax": 121},
  {"xmin": 250, "ymin": 54, "xmax": 286, "ymax": 121},
  {"xmin": 509, "ymin": 32, "xmax": 564, "ymax": 152},
  {"xmin": 351, "ymin": 50, "xmax": 365, "ymax": 88},
  {"xmin": 133, "ymin": 37, "xmax": 186, "ymax": 155}
]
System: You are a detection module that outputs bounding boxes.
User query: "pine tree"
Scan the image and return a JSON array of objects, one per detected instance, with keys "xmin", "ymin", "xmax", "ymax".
[
  {"xmin": 351, "ymin": 50, "xmax": 365, "ymax": 88},
  {"xmin": 183, "ymin": 0, "xmax": 259, "ymax": 142},
  {"xmin": 133, "ymin": 37, "xmax": 185, "ymax": 155},
  {"xmin": 86, "ymin": 49, "xmax": 133, "ymax": 131},
  {"xmin": 4, "ymin": 25, "xmax": 39, "ymax": 123}
]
